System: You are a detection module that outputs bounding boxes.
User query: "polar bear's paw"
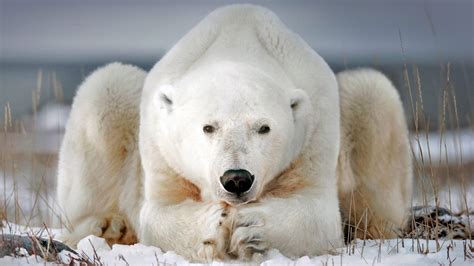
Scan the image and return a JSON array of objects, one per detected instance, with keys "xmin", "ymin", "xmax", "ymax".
[
  {"xmin": 60, "ymin": 213, "xmax": 137, "ymax": 247},
  {"xmin": 194, "ymin": 203, "xmax": 234, "ymax": 261},
  {"xmin": 99, "ymin": 214, "xmax": 138, "ymax": 246},
  {"xmin": 228, "ymin": 210, "xmax": 269, "ymax": 261}
]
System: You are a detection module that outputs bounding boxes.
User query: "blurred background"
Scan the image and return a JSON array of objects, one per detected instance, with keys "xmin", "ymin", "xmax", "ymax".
[{"xmin": 0, "ymin": 0, "xmax": 473, "ymax": 226}]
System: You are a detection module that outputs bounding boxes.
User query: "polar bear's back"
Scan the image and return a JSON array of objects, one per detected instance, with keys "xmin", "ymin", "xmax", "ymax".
[{"xmin": 146, "ymin": 4, "xmax": 338, "ymax": 105}]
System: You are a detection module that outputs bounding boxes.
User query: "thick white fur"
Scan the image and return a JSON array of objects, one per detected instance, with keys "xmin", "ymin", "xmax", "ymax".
[
  {"xmin": 57, "ymin": 63, "xmax": 145, "ymax": 245},
  {"xmin": 337, "ymin": 68, "xmax": 412, "ymax": 239},
  {"xmin": 57, "ymin": 4, "xmax": 412, "ymax": 262}
]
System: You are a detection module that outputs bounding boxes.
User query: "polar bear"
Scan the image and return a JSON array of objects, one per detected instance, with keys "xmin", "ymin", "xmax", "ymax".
[{"xmin": 56, "ymin": 4, "xmax": 412, "ymax": 262}]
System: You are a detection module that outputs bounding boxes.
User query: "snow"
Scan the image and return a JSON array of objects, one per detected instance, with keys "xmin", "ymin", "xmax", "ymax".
[
  {"xmin": 412, "ymin": 182, "xmax": 474, "ymax": 214},
  {"xmin": 410, "ymin": 128, "xmax": 474, "ymax": 165},
  {"xmin": 66, "ymin": 236, "xmax": 473, "ymax": 265},
  {"xmin": 1, "ymin": 223, "xmax": 473, "ymax": 265},
  {"xmin": 21, "ymin": 102, "xmax": 71, "ymax": 132},
  {"xmin": 0, "ymin": 221, "xmax": 62, "ymax": 240}
]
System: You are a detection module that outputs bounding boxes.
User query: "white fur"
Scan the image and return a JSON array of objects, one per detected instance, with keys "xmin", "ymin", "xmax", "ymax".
[
  {"xmin": 57, "ymin": 4, "xmax": 412, "ymax": 262},
  {"xmin": 337, "ymin": 68, "xmax": 412, "ymax": 239},
  {"xmin": 139, "ymin": 4, "xmax": 341, "ymax": 260}
]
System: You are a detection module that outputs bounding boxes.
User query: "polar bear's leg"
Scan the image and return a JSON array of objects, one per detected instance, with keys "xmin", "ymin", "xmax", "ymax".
[
  {"xmin": 230, "ymin": 188, "xmax": 344, "ymax": 259},
  {"xmin": 337, "ymin": 68, "xmax": 412, "ymax": 239},
  {"xmin": 140, "ymin": 198, "xmax": 235, "ymax": 262},
  {"xmin": 226, "ymin": 154, "xmax": 344, "ymax": 259},
  {"xmin": 57, "ymin": 63, "xmax": 146, "ymax": 246}
]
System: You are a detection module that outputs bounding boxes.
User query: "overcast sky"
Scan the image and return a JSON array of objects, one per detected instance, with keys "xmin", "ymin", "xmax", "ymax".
[{"xmin": 0, "ymin": 0, "xmax": 473, "ymax": 64}]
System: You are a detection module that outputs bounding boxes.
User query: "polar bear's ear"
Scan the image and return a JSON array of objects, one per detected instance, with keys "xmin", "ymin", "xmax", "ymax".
[
  {"xmin": 154, "ymin": 84, "xmax": 174, "ymax": 112},
  {"xmin": 289, "ymin": 89, "xmax": 313, "ymax": 153},
  {"xmin": 289, "ymin": 89, "xmax": 310, "ymax": 118}
]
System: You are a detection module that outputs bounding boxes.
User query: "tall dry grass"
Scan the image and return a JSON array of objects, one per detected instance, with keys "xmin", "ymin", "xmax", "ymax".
[{"xmin": 1, "ymin": 69, "xmax": 66, "ymax": 230}]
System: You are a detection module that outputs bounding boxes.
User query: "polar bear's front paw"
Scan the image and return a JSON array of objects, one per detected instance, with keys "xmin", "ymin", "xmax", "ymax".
[
  {"xmin": 194, "ymin": 203, "xmax": 234, "ymax": 261},
  {"xmin": 228, "ymin": 211, "xmax": 268, "ymax": 261}
]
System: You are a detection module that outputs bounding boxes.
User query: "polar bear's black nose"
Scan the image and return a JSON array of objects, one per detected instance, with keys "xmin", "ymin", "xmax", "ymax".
[{"xmin": 220, "ymin": 169, "xmax": 254, "ymax": 195}]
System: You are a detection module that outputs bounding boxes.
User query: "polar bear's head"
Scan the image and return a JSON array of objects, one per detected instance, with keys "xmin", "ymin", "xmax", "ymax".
[{"xmin": 149, "ymin": 61, "xmax": 313, "ymax": 204}]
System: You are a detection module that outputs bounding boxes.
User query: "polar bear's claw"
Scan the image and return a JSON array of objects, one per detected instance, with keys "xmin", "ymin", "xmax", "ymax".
[
  {"xmin": 59, "ymin": 213, "xmax": 137, "ymax": 248},
  {"xmin": 193, "ymin": 203, "xmax": 235, "ymax": 261},
  {"xmin": 228, "ymin": 211, "xmax": 268, "ymax": 260}
]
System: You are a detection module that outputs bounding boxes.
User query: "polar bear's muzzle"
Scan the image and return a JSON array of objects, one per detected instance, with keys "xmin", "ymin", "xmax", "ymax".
[{"xmin": 219, "ymin": 169, "xmax": 255, "ymax": 202}]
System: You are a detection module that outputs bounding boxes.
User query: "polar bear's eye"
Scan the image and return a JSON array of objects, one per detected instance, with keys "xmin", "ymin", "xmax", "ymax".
[
  {"xmin": 258, "ymin": 125, "xmax": 271, "ymax": 134},
  {"xmin": 203, "ymin": 125, "xmax": 216, "ymax": 134}
]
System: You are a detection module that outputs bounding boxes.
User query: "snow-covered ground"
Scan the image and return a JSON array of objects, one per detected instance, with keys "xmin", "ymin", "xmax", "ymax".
[{"xmin": 1, "ymin": 225, "xmax": 472, "ymax": 265}]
